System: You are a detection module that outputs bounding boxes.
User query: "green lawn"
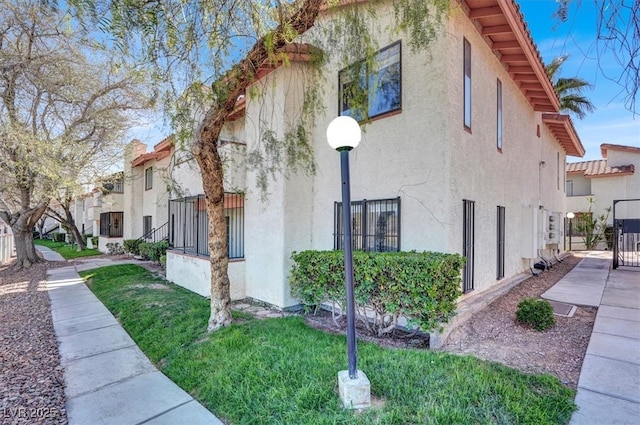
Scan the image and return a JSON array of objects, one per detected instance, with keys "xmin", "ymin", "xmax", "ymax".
[
  {"xmin": 80, "ymin": 264, "xmax": 577, "ymax": 425},
  {"xmin": 34, "ymin": 238, "xmax": 102, "ymax": 259}
]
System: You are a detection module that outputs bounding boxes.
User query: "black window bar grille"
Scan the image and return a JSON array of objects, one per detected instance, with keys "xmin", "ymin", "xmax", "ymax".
[
  {"xmin": 496, "ymin": 206, "xmax": 505, "ymax": 280},
  {"xmin": 463, "ymin": 199, "xmax": 475, "ymax": 293},
  {"xmin": 99, "ymin": 212, "xmax": 124, "ymax": 237},
  {"xmin": 334, "ymin": 197, "xmax": 400, "ymax": 252},
  {"xmin": 168, "ymin": 193, "xmax": 244, "ymax": 259}
]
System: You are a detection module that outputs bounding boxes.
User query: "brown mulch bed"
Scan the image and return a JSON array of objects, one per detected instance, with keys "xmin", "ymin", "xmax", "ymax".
[{"xmin": 0, "ymin": 260, "xmax": 67, "ymax": 425}]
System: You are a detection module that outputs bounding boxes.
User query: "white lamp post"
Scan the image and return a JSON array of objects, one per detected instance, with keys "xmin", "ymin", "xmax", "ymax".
[
  {"xmin": 326, "ymin": 116, "xmax": 371, "ymax": 410},
  {"xmin": 566, "ymin": 212, "xmax": 575, "ymax": 251}
]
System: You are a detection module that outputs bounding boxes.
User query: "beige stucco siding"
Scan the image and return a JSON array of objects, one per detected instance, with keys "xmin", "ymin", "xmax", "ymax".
[{"xmin": 443, "ymin": 7, "xmax": 567, "ymax": 294}]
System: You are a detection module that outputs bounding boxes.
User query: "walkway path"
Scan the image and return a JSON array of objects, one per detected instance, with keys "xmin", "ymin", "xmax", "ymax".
[
  {"xmin": 542, "ymin": 251, "xmax": 640, "ymax": 424},
  {"xmin": 38, "ymin": 247, "xmax": 223, "ymax": 425}
]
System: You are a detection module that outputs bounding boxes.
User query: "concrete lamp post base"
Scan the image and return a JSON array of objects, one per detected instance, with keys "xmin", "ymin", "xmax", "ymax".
[{"xmin": 337, "ymin": 370, "xmax": 371, "ymax": 409}]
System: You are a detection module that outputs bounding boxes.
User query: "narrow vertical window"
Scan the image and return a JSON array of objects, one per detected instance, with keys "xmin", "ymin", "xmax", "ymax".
[
  {"xmin": 497, "ymin": 206, "xmax": 505, "ymax": 279},
  {"xmin": 557, "ymin": 152, "xmax": 560, "ymax": 190},
  {"xmin": 463, "ymin": 199, "xmax": 475, "ymax": 293},
  {"xmin": 463, "ymin": 38, "xmax": 472, "ymax": 130},
  {"xmin": 145, "ymin": 167, "xmax": 153, "ymax": 190},
  {"xmin": 497, "ymin": 79, "xmax": 502, "ymax": 150}
]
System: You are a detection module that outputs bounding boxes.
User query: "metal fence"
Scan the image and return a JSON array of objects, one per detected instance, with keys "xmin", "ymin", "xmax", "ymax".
[
  {"xmin": 334, "ymin": 197, "xmax": 400, "ymax": 252},
  {"xmin": 168, "ymin": 193, "xmax": 244, "ymax": 259}
]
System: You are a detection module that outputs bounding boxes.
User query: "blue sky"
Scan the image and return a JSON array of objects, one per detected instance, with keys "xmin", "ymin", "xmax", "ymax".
[
  {"xmin": 128, "ymin": 0, "xmax": 639, "ymax": 161},
  {"xmin": 518, "ymin": 0, "xmax": 639, "ymax": 161}
]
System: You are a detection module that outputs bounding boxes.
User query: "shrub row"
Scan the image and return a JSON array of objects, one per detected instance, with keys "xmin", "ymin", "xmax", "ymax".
[
  {"xmin": 139, "ymin": 241, "xmax": 168, "ymax": 262},
  {"xmin": 123, "ymin": 239, "xmax": 143, "ymax": 256},
  {"xmin": 289, "ymin": 250, "xmax": 465, "ymax": 335}
]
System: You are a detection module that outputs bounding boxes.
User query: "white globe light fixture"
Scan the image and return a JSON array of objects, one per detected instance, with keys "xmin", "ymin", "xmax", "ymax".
[
  {"xmin": 566, "ymin": 212, "xmax": 575, "ymax": 251},
  {"xmin": 326, "ymin": 115, "xmax": 370, "ymax": 410},
  {"xmin": 327, "ymin": 116, "xmax": 361, "ymax": 151}
]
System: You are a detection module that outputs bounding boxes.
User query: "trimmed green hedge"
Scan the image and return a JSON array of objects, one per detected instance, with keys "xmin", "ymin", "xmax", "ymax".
[
  {"xmin": 290, "ymin": 250, "xmax": 465, "ymax": 335},
  {"xmin": 53, "ymin": 233, "xmax": 65, "ymax": 243},
  {"xmin": 123, "ymin": 239, "xmax": 142, "ymax": 255},
  {"xmin": 139, "ymin": 241, "xmax": 168, "ymax": 262}
]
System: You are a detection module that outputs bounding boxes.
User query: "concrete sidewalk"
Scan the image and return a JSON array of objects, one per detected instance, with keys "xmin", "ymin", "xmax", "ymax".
[
  {"xmin": 39, "ymin": 247, "xmax": 223, "ymax": 425},
  {"xmin": 542, "ymin": 251, "xmax": 640, "ymax": 424}
]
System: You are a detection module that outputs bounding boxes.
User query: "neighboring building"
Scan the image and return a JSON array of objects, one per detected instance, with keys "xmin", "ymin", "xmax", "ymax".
[
  {"xmin": 123, "ymin": 138, "xmax": 174, "ymax": 242},
  {"xmin": 93, "ymin": 173, "xmax": 125, "ymax": 252},
  {"xmin": 566, "ymin": 143, "xmax": 639, "ymax": 251},
  {"xmin": 165, "ymin": 0, "xmax": 584, "ymax": 335},
  {"xmin": 567, "ymin": 143, "xmax": 640, "ymax": 225}
]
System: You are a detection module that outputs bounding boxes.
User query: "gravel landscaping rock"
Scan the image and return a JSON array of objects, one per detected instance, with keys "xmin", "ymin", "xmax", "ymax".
[
  {"xmin": 1, "ymin": 261, "xmax": 67, "ymax": 425},
  {"xmin": 442, "ymin": 254, "xmax": 596, "ymax": 389}
]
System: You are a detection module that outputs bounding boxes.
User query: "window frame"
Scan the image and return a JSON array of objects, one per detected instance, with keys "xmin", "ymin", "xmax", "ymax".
[
  {"xmin": 145, "ymin": 167, "xmax": 153, "ymax": 191},
  {"xmin": 338, "ymin": 41, "xmax": 402, "ymax": 121},
  {"xmin": 566, "ymin": 179, "xmax": 574, "ymax": 196},
  {"xmin": 143, "ymin": 215, "xmax": 152, "ymax": 237},
  {"xmin": 463, "ymin": 38, "xmax": 472, "ymax": 130}
]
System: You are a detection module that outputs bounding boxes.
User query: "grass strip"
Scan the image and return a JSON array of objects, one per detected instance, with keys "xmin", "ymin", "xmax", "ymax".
[
  {"xmin": 81, "ymin": 264, "xmax": 576, "ymax": 425},
  {"xmin": 35, "ymin": 239, "xmax": 101, "ymax": 259}
]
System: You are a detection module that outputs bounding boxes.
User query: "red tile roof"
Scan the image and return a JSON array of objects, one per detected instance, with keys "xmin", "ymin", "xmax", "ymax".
[
  {"xmin": 566, "ymin": 160, "xmax": 635, "ymax": 178},
  {"xmin": 131, "ymin": 135, "xmax": 174, "ymax": 167}
]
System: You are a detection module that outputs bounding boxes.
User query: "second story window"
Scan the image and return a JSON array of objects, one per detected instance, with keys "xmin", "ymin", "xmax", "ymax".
[
  {"xmin": 464, "ymin": 38, "xmax": 472, "ymax": 130},
  {"xmin": 339, "ymin": 41, "xmax": 401, "ymax": 121},
  {"xmin": 145, "ymin": 167, "xmax": 153, "ymax": 190},
  {"xmin": 497, "ymin": 79, "xmax": 502, "ymax": 150}
]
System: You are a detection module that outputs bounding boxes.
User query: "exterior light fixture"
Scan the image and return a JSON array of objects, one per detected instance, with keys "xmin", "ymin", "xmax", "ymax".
[
  {"xmin": 326, "ymin": 115, "xmax": 370, "ymax": 410},
  {"xmin": 566, "ymin": 212, "xmax": 575, "ymax": 251}
]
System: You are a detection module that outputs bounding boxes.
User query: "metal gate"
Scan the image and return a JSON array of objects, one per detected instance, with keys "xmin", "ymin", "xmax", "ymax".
[{"xmin": 613, "ymin": 199, "xmax": 640, "ymax": 269}]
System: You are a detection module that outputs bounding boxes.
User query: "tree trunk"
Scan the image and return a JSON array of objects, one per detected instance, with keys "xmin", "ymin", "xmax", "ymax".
[
  {"xmin": 195, "ymin": 132, "xmax": 233, "ymax": 331},
  {"xmin": 11, "ymin": 214, "xmax": 43, "ymax": 268},
  {"xmin": 194, "ymin": 0, "xmax": 323, "ymax": 332},
  {"xmin": 64, "ymin": 207, "xmax": 86, "ymax": 251}
]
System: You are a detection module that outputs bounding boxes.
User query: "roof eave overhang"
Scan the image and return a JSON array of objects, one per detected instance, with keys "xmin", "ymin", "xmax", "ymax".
[
  {"xmin": 464, "ymin": 0, "xmax": 561, "ymax": 113},
  {"xmin": 542, "ymin": 113, "xmax": 585, "ymax": 157}
]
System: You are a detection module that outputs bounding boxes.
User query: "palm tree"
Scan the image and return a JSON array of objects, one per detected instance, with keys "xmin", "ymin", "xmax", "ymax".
[{"xmin": 545, "ymin": 55, "xmax": 595, "ymax": 119}]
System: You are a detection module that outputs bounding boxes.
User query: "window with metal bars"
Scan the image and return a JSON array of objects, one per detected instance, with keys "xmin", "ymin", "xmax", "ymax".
[
  {"xmin": 99, "ymin": 212, "xmax": 124, "ymax": 237},
  {"xmin": 462, "ymin": 199, "xmax": 475, "ymax": 293},
  {"xmin": 168, "ymin": 193, "xmax": 244, "ymax": 259},
  {"xmin": 497, "ymin": 206, "xmax": 505, "ymax": 279},
  {"xmin": 334, "ymin": 197, "xmax": 400, "ymax": 252}
]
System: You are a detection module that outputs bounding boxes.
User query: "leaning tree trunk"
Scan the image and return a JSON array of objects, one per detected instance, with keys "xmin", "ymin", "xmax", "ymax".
[
  {"xmin": 64, "ymin": 207, "xmax": 86, "ymax": 251},
  {"xmin": 194, "ymin": 0, "xmax": 322, "ymax": 331}
]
